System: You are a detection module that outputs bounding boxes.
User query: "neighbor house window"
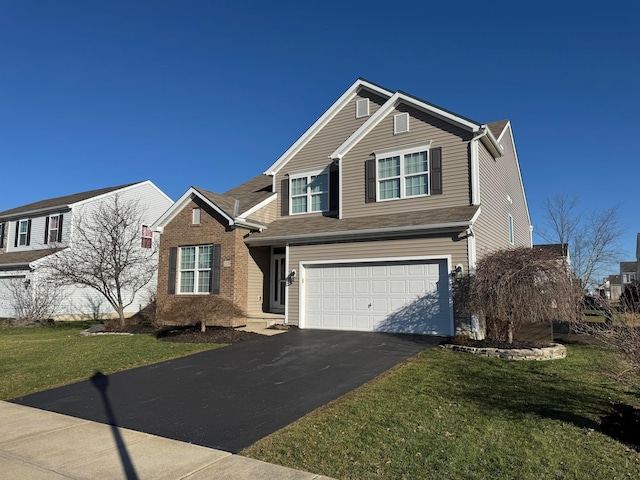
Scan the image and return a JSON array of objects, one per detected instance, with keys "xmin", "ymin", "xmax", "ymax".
[
  {"xmin": 290, "ymin": 172, "xmax": 329, "ymax": 214},
  {"xmin": 44, "ymin": 214, "xmax": 63, "ymax": 244},
  {"xmin": 508, "ymin": 214, "xmax": 514, "ymax": 244},
  {"xmin": 376, "ymin": 146, "xmax": 429, "ymax": 200},
  {"xmin": 0, "ymin": 223, "xmax": 4, "ymax": 249},
  {"xmin": 179, "ymin": 245, "xmax": 213, "ymax": 293},
  {"xmin": 141, "ymin": 225, "xmax": 153, "ymax": 249},
  {"xmin": 17, "ymin": 219, "xmax": 30, "ymax": 246},
  {"xmin": 192, "ymin": 208, "xmax": 201, "ymax": 224}
]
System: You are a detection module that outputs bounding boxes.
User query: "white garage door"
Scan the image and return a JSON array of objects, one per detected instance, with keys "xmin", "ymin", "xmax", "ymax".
[{"xmin": 304, "ymin": 260, "xmax": 452, "ymax": 335}]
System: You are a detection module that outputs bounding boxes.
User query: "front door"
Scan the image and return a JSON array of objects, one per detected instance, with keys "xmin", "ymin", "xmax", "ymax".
[{"xmin": 270, "ymin": 254, "xmax": 286, "ymax": 313}]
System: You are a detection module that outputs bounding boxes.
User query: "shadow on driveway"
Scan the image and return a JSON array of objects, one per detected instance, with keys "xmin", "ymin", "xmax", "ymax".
[{"xmin": 11, "ymin": 329, "xmax": 440, "ymax": 453}]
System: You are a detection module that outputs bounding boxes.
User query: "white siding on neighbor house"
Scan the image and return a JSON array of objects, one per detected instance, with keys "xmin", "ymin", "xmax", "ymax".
[{"xmin": 5, "ymin": 211, "xmax": 71, "ymax": 253}]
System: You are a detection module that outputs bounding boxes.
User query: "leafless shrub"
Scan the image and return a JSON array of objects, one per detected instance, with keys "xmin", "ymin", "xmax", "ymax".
[
  {"xmin": 465, "ymin": 247, "xmax": 582, "ymax": 343},
  {"xmin": 159, "ymin": 296, "xmax": 246, "ymax": 332},
  {"xmin": 572, "ymin": 294, "xmax": 640, "ymax": 376},
  {"xmin": 4, "ymin": 276, "xmax": 60, "ymax": 326}
]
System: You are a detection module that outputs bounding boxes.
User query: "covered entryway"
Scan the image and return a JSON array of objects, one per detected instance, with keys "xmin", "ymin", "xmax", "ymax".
[{"xmin": 303, "ymin": 258, "xmax": 452, "ymax": 335}]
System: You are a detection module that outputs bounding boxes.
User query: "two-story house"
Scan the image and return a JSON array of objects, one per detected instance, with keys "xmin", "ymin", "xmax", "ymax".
[
  {"xmin": 0, "ymin": 181, "xmax": 173, "ymax": 320},
  {"xmin": 154, "ymin": 78, "xmax": 532, "ymax": 337}
]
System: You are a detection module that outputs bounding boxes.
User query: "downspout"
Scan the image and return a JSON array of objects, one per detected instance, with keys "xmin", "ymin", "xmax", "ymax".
[{"xmin": 470, "ymin": 128, "xmax": 487, "ymax": 206}]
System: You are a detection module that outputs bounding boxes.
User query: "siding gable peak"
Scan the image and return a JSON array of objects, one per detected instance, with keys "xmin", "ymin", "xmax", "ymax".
[{"xmin": 264, "ymin": 79, "xmax": 393, "ymax": 175}]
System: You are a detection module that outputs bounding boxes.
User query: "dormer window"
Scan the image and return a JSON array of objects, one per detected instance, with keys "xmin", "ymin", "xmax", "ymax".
[{"xmin": 290, "ymin": 172, "xmax": 329, "ymax": 214}]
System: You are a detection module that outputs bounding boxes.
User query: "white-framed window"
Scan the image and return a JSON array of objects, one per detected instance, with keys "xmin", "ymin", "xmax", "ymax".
[
  {"xmin": 18, "ymin": 220, "xmax": 29, "ymax": 246},
  {"xmin": 179, "ymin": 245, "xmax": 213, "ymax": 294},
  {"xmin": 141, "ymin": 225, "xmax": 153, "ymax": 249},
  {"xmin": 376, "ymin": 146, "xmax": 429, "ymax": 201},
  {"xmin": 290, "ymin": 172, "xmax": 329, "ymax": 214},
  {"xmin": 508, "ymin": 214, "xmax": 514, "ymax": 244},
  {"xmin": 623, "ymin": 273, "xmax": 636, "ymax": 284},
  {"xmin": 192, "ymin": 208, "xmax": 201, "ymax": 225},
  {"xmin": 48, "ymin": 214, "xmax": 60, "ymax": 243}
]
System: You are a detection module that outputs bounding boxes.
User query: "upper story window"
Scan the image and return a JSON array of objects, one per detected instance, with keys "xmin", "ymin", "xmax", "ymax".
[
  {"xmin": 376, "ymin": 146, "xmax": 429, "ymax": 201},
  {"xmin": 179, "ymin": 244, "xmax": 213, "ymax": 294},
  {"xmin": 623, "ymin": 273, "xmax": 636, "ymax": 284},
  {"xmin": 141, "ymin": 225, "xmax": 153, "ymax": 249},
  {"xmin": 290, "ymin": 172, "xmax": 329, "ymax": 214},
  {"xmin": 45, "ymin": 214, "xmax": 63, "ymax": 244},
  {"xmin": 16, "ymin": 219, "xmax": 31, "ymax": 247}
]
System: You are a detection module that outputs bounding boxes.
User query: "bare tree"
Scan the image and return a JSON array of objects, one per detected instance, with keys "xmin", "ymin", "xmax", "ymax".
[
  {"xmin": 42, "ymin": 195, "xmax": 157, "ymax": 327},
  {"xmin": 540, "ymin": 194, "xmax": 624, "ymax": 290},
  {"xmin": 4, "ymin": 275, "xmax": 60, "ymax": 326},
  {"xmin": 465, "ymin": 247, "xmax": 581, "ymax": 343}
]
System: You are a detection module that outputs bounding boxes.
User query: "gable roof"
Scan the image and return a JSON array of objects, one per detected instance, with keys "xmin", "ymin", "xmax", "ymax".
[
  {"xmin": 265, "ymin": 78, "xmax": 507, "ymax": 177},
  {"xmin": 245, "ymin": 205, "xmax": 480, "ymax": 245},
  {"xmin": 486, "ymin": 120, "xmax": 510, "ymax": 139},
  {"xmin": 154, "ymin": 174, "xmax": 274, "ymax": 231},
  {"xmin": 265, "ymin": 78, "xmax": 394, "ymax": 175},
  {"xmin": 0, "ymin": 182, "xmax": 141, "ymax": 219}
]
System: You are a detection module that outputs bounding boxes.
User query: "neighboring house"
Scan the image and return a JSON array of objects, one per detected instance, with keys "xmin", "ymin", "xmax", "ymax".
[
  {"xmin": 620, "ymin": 261, "xmax": 637, "ymax": 292},
  {"xmin": 534, "ymin": 243, "xmax": 570, "ymax": 267},
  {"xmin": 597, "ymin": 275, "xmax": 622, "ymax": 300},
  {"xmin": 637, "ymin": 233, "xmax": 640, "ymax": 281},
  {"xmin": 0, "ymin": 182, "xmax": 173, "ymax": 319},
  {"xmin": 155, "ymin": 78, "xmax": 532, "ymax": 337}
]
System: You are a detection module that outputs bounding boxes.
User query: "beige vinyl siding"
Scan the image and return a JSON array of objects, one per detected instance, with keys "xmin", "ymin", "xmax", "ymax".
[
  {"xmin": 473, "ymin": 131, "xmax": 531, "ymax": 260},
  {"xmin": 247, "ymin": 246, "xmax": 270, "ymax": 315},
  {"xmin": 275, "ymin": 90, "xmax": 387, "ymax": 216},
  {"xmin": 341, "ymin": 104, "xmax": 473, "ymax": 218},
  {"xmin": 246, "ymin": 199, "xmax": 277, "ymax": 225},
  {"xmin": 286, "ymin": 235, "xmax": 468, "ymax": 325}
]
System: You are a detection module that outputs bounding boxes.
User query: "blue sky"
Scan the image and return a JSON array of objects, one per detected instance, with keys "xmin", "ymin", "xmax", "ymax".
[{"xmin": 1, "ymin": 1, "xmax": 638, "ymax": 268}]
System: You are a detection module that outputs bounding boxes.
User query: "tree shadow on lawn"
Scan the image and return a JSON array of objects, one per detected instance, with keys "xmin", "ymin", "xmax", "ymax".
[{"xmin": 445, "ymin": 351, "xmax": 638, "ymax": 446}]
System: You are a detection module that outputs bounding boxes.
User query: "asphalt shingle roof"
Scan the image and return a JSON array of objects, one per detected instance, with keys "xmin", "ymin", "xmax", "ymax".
[
  {"xmin": 245, "ymin": 205, "xmax": 479, "ymax": 244},
  {"xmin": 0, "ymin": 249, "xmax": 63, "ymax": 268},
  {"xmin": 193, "ymin": 174, "xmax": 273, "ymax": 219},
  {"xmin": 0, "ymin": 183, "xmax": 140, "ymax": 219}
]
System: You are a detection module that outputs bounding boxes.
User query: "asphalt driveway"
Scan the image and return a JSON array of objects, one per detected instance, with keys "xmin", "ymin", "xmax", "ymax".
[{"xmin": 11, "ymin": 329, "xmax": 440, "ymax": 453}]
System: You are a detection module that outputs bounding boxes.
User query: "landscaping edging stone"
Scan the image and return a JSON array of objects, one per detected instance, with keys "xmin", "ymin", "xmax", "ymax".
[{"xmin": 440, "ymin": 342, "xmax": 567, "ymax": 361}]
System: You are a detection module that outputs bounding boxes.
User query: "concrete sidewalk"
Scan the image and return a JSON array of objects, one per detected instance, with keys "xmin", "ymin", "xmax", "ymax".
[{"xmin": 0, "ymin": 401, "xmax": 333, "ymax": 480}]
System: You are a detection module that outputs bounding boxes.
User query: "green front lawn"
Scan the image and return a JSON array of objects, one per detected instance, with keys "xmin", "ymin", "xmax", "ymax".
[
  {"xmin": 0, "ymin": 322, "xmax": 223, "ymax": 400},
  {"xmin": 243, "ymin": 345, "xmax": 640, "ymax": 479}
]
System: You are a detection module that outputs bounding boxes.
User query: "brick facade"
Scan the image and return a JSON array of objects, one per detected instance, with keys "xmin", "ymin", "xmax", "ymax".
[{"xmin": 156, "ymin": 198, "xmax": 250, "ymax": 327}]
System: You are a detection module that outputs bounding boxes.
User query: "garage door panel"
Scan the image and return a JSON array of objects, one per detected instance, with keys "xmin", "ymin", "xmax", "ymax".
[{"xmin": 304, "ymin": 259, "xmax": 452, "ymax": 336}]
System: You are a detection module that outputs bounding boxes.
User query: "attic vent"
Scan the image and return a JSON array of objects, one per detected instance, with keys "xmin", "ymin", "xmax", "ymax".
[
  {"xmin": 356, "ymin": 98, "xmax": 369, "ymax": 118},
  {"xmin": 394, "ymin": 112, "xmax": 409, "ymax": 134}
]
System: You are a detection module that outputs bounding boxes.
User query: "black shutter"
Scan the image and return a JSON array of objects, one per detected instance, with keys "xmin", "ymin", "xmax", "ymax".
[
  {"xmin": 211, "ymin": 244, "xmax": 221, "ymax": 294},
  {"xmin": 168, "ymin": 247, "xmax": 177, "ymax": 294},
  {"xmin": 44, "ymin": 216, "xmax": 50, "ymax": 244},
  {"xmin": 26, "ymin": 219, "xmax": 32, "ymax": 246},
  {"xmin": 280, "ymin": 178, "xmax": 290, "ymax": 216},
  {"xmin": 0, "ymin": 223, "xmax": 4, "ymax": 249},
  {"xmin": 57, "ymin": 214, "xmax": 64, "ymax": 242},
  {"xmin": 329, "ymin": 167, "xmax": 339, "ymax": 212},
  {"xmin": 365, "ymin": 159, "xmax": 376, "ymax": 203},
  {"xmin": 430, "ymin": 147, "xmax": 443, "ymax": 195},
  {"xmin": 14, "ymin": 221, "xmax": 19, "ymax": 247}
]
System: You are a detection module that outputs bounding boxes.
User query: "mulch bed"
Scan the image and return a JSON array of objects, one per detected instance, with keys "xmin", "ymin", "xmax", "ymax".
[
  {"xmin": 446, "ymin": 337, "xmax": 553, "ymax": 349},
  {"xmin": 103, "ymin": 322, "xmax": 263, "ymax": 344}
]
